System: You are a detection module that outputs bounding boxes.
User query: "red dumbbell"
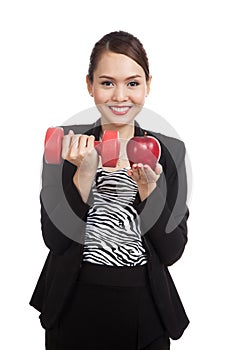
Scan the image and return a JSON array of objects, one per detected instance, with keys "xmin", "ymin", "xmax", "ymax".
[{"xmin": 44, "ymin": 127, "xmax": 120, "ymax": 167}]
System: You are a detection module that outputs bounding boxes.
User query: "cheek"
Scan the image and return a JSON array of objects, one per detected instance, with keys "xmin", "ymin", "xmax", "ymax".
[
  {"xmin": 131, "ymin": 90, "xmax": 146, "ymax": 104},
  {"xmin": 93, "ymin": 89, "xmax": 111, "ymax": 104}
]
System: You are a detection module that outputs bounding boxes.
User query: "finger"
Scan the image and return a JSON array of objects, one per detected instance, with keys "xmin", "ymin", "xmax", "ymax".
[
  {"xmin": 69, "ymin": 134, "xmax": 81, "ymax": 159},
  {"xmin": 143, "ymin": 164, "xmax": 158, "ymax": 182},
  {"xmin": 61, "ymin": 130, "xmax": 74, "ymax": 159},
  {"xmin": 143, "ymin": 164, "xmax": 154, "ymax": 175},
  {"xmin": 135, "ymin": 163, "xmax": 148, "ymax": 182},
  {"xmin": 137, "ymin": 163, "xmax": 146, "ymax": 178},
  {"xmin": 86, "ymin": 135, "xmax": 95, "ymax": 151},
  {"xmin": 78, "ymin": 135, "xmax": 89, "ymax": 152},
  {"xmin": 155, "ymin": 162, "xmax": 163, "ymax": 175},
  {"xmin": 130, "ymin": 164, "xmax": 140, "ymax": 181}
]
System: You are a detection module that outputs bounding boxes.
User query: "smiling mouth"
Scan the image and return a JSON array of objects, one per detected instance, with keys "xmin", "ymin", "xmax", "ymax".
[{"xmin": 109, "ymin": 106, "xmax": 132, "ymax": 115}]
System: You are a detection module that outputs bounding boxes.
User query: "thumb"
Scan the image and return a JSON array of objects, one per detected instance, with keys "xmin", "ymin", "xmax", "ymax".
[{"xmin": 155, "ymin": 162, "xmax": 163, "ymax": 175}]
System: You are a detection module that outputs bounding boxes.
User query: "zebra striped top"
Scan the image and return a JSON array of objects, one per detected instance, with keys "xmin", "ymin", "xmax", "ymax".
[{"xmin": 83, "ymin": 167, "xmax": 148, "ymax": 267}]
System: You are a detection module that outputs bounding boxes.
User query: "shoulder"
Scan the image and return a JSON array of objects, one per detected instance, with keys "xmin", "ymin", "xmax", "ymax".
[
  {"xmin": 142, "ymin": 130, "xmax": 186, "ymax": 179},
  {"xmin": 147, "ymin": 130, "xmax": 185, "ymax": 152},
  {"xmin": 145, "ymin": 129, "xmax": 186, "ymax": 164}
]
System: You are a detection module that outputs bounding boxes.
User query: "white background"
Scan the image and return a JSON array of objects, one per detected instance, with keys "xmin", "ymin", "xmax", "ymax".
[{"xmin": 1, "ymin": 0, "xmax": 232, "ymax": 349}]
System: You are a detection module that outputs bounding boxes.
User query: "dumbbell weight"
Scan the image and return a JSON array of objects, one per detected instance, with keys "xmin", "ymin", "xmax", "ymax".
[{"xmin": 44, "ymin": 127, "xmax": 120, "ymax": 167}]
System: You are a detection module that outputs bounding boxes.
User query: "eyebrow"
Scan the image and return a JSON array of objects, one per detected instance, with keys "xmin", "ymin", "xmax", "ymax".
[{"xmin": 98, "ymin": 74, "xmax": 142, "ymax": 80}]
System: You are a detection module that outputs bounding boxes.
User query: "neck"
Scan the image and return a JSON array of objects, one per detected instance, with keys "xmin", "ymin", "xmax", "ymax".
[{"xmin": 100, "ymin": 121, "xmax": 135, "ymax": 140}]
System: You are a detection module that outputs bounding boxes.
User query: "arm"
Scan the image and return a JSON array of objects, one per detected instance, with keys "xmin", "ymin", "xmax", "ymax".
[
  {"xmin": 40, "ymin": 131, "xmax": 98, "ymax": 255},
  {"xmin": 40, "ymin": 160, "xmax": 91, "ymax": 255},
  {"xmin": 133, "ymin": 138, "xmax": 189, "ymax": 266}
]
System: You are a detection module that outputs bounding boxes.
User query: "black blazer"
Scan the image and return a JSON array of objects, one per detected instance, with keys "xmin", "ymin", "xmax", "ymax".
[{"xmin": 30, "ymin": 119, "xmax": 190, "ymax": 340}]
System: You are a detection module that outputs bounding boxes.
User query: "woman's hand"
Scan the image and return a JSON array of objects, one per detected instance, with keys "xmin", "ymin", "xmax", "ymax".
[
  {"xmin": 127, "ymin": 163, "xmax": 163, "ymax": 201},
  {"xmin": 62, "ymin": 130, "xmax": 99, "ymax": 173},
  {"xmin": 62, "ymin": 130, "xmax": 99, "ymax": 202}
]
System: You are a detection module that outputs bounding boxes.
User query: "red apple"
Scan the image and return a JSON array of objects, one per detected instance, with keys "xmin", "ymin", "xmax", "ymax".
[{"xmin": 126, "ymin": 135, "xmax": 161, "ymax": 169}]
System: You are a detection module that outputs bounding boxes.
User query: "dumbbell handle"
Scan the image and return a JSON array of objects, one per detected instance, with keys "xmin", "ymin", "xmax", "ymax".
[{"xmin": 44, "ymin": 127, "xmax": 120, "ymax": 167}]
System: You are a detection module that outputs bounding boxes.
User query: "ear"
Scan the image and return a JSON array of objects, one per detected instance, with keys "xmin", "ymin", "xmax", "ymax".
[
  {"xmin": 146, "ymin": 75, "xmax": 152, "ymax": 96},
  {"xmin": 86, "ymin": 75, "xmax": 93, "ymax": 96}
]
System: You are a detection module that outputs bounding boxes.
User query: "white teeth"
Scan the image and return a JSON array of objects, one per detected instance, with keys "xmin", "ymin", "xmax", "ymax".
[{"xmin": 110, "ymin": 107, "xmax": 129, "ymax": 112}]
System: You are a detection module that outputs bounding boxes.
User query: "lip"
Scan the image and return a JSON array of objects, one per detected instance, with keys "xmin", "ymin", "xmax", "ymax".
[{"xmin": 108, "ymin": 106, "xmax": 132, "ymax": 115}]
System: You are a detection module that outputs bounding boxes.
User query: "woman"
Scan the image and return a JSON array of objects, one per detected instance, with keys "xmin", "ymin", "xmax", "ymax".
[{"xmin": 30, "ymin": 31, "xmax": 189, "ymax": 350}]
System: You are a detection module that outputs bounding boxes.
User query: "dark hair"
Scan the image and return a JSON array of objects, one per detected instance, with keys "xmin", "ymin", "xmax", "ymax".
[{"xmin": 88, "ymin": 31, "xmax": 150, "ymax": 82}]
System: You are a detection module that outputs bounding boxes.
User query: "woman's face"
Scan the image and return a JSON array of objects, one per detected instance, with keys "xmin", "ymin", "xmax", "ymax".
[{"xmin": 87, "ymin": 51, "xmax": 151, "ymax": 128}]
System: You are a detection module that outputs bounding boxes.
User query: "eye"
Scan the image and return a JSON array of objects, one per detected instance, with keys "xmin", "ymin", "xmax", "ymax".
[
  {"xmin": 101, "ymin": 81, "xmax": 114, "ymax": 86},
  {"xmin": 128, "ymin": 81, "xmax": 139, "ymax": 87}
]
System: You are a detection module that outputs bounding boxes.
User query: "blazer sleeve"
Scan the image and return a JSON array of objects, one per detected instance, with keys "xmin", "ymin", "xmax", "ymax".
[
  {"xmin": 40, "ymin": 158, "xmax": 91, "ymax": 255},
  {"xmin": 133, "ymin": 137, "xmax": 189, "ymax": 266}
]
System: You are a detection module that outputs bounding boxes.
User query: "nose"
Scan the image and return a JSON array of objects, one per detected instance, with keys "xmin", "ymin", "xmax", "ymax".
[{"xmin": 112, "ymin": 85, "xmax": 129, "ymax": 102}]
